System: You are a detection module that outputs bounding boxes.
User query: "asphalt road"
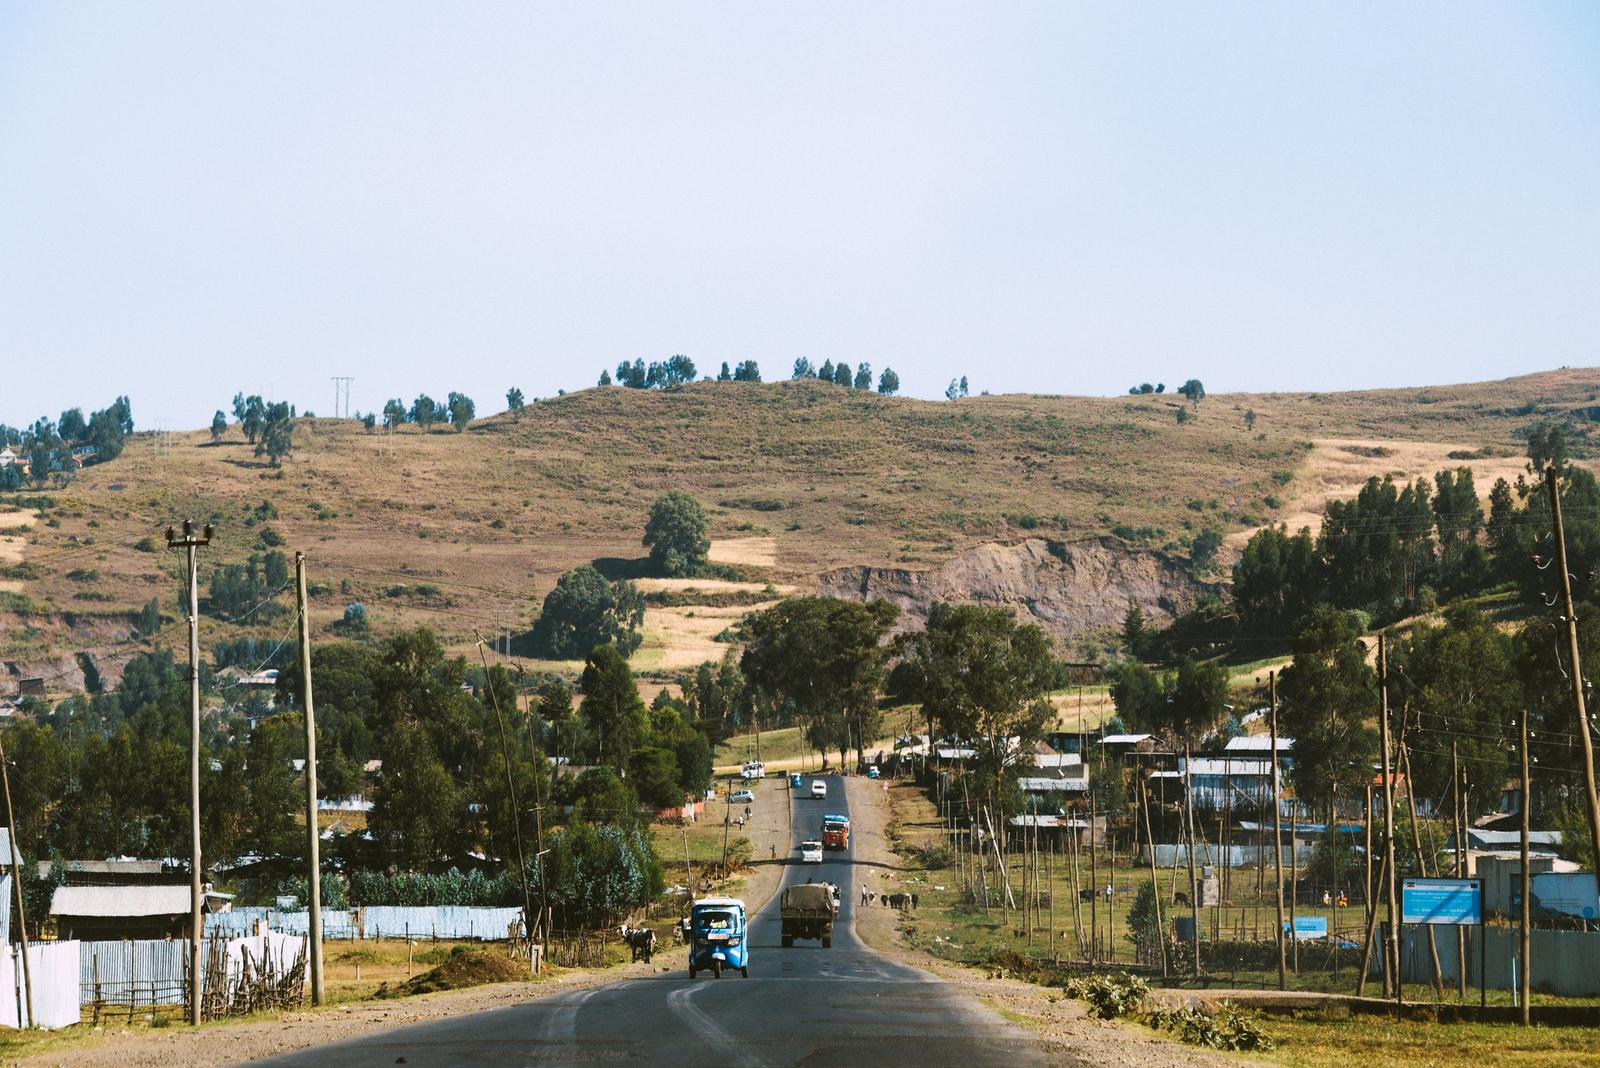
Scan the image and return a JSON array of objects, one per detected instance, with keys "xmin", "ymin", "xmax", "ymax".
[{"xmin": 256, "ymin": 775, "xmax": 1067, "ymax": 1067}]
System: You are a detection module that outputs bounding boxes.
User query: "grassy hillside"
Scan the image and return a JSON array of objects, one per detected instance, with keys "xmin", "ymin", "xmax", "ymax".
[{"xmin": 3, "ymin": 368, "xmax": 1597, "ymax": 690}]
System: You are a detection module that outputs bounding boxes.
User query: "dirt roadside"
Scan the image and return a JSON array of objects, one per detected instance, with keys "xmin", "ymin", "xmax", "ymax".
[
  {"xmin": 842, "ymin": 776, "xmax": 1234, "ymax": 1068},
  {"xmin": 13, "ymin": 783, "xmax": 797, "ymax": 1068}
]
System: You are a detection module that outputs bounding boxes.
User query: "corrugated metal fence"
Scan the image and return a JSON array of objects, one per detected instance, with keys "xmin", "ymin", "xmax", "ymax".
[
  {"xmin": 1400, "ymin": 926, "xmax": 1600, "ymax": 997},
  {"xmin": 80, "ymin": 933, "xmax": 308, "ymax": 1010},
  {"xmin": 206, "ymin": 905, "xmax": 522, "ymax": 941},
  {"xmin": 1, "ymin": 942, "xmax": 83, "ymax": 1029},
  {"xmin": 1138, "ymin": 844, "xmax": 1314, "ymax": 868}
]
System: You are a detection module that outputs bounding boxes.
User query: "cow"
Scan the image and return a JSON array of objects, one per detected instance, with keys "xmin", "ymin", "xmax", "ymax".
[{"xmin": 620, "ymin": 924, "xmax": 657, "ymax": 963}]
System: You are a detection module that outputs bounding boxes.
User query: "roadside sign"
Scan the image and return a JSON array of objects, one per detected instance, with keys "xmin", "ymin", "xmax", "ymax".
[
  {"xmin": 1282, "ymin": 915, "xmax": 1328, "ymax": 941},
  {"xmin": 1401, "ymin": 878, "xmax": 1482, "ymax": 925}
]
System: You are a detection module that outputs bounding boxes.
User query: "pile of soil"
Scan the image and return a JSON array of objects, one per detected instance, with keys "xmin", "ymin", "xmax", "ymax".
[{"xmin": 377, "ymin": 947, "xmax": 527, "ymax": 998}]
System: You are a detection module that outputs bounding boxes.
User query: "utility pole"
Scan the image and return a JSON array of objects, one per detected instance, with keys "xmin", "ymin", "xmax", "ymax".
[
  {"xmin": 1183, "ymin": 744, "xmax": 1200, "ymax": 980},
  {"xmin": 1547, "ymin": 464, "xmax": 1600, "ymax": 903},
  {"xmin": 1138, "ymin": 774, "xmax": 1169, "ymax": 978},
  {"xmin": 476, "ymin": 640, "xmax": 535, "ymax": 973},
  {"xmin": 1379, "ymin": 634, "xmax": 1402, "ymax": 1015},
  {"xmin": 1270, "ymin": 671, "xmax": 1286, "ymax": 991},
  {"xmin": 0, "ymin": 733, "xmax": 33, "ymax": 1027},
  {"xmin": 1519, "ymin": 709, "xmax": 1532, "ymax": 1026},
  {"xmin": 295, "ymin": 552, "xmax": 325, "ymax": 1005},
  {"xmin": 167, "ymin": 520, "xmax": 211, "ymax": 1026},
  {"xmin": 1452, "ymin": 742, "xmax": 1466, "ymax": 1001},
  {"xmin": 330, "ymin": 376, "xmax": 353, "ymax": 419}
]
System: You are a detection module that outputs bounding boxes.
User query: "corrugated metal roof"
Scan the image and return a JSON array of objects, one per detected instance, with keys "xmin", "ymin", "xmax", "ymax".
[
  {"xmin": 51, "ymin": 884, "xmax": 190, "ymax": 917},
  {"xmin": 1224, "ymin": 736, "xmax": 1293, "ymax": 752}
]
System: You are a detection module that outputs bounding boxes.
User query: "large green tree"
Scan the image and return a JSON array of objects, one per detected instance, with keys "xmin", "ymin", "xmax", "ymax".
[
  {"xmin": 579, "ymin": 645, "xmax": 649, "ymax": 769},
  {"xmin": 897, "ymin": 603, "xmax": 1055, "ymax": 835},
  {"xmin": 1277, "ymin": 607, "xmax": 1378, "ymax": 812},
  {"xmin": 740, "ymin": 596, "xmax": 898, "ymax": 768},
  {"xmin": 643, "ymin": 491, "xmax": 711, "ymax": 576},
  {"xmin": 531, "ymin": 565, "xmax": 645, "ymax": 658}
]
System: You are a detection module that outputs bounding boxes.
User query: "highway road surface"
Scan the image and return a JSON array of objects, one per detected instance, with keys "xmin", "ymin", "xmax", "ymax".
[{"xmin": 256, "ymin": 775, "xmax": 1072, "ymax": 1067}]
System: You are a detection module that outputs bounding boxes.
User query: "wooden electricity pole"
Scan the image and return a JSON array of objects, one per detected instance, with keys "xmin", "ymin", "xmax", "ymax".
[
  {"xmin": 1379, "ymin": 635, "xmax": 1402, "ymax": 1014},
  {"xmin": 1183, "ymin": 744, "xmax": 1200, "ymax": 980},
  {"xmin": 167, "ymin": 520, "xmax": 211, "ymax": 1027},
  {"xmin": 1520, "ymin": 709, "xmax": 1532, "ymax": 1026},
  {"xmin": 477, "ymin": 639, "xmax": 535, "ymax": 972},
  {"xmin": 1139, "ymin": 774, "xmax": 1169, "ymax": 978},
  {"xmin": 295, "ymin": 553, "xmax": 324, "ymax": 1005},
  {"xmin": 1270, "ymin": 671, "xmax": 1286, "ymax": 991},
  {"xmin": 1452, "ymin": 742, "xmax": 1465, "ymax": 1001},
  {"xmin": 0, "ymin": 733, "xmax": 33, "ymax": 1027},
  {"xmin": 1547, "ymin": 464, "xmax": 1600, "ymax": 903}
]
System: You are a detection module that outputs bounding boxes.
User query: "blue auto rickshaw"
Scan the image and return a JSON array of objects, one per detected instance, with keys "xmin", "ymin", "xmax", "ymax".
[
  {"xmin": 789, "ymin": 772, "xmax": 804, "ymax": 789},
  {"xmin": 688, "ymin": 896, "xmax": 749, "ymax": 979}
]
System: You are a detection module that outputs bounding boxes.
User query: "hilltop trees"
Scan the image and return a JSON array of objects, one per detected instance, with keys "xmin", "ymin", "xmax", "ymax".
[
  {"xmin": 210, "ymin": 411, "xmax": 227, "ymax": 441},
  {"xmin": 792, "ymin": 358, "xmax": 815, "ymax": 379},
  {"xmin": 643, "ymin": 491, "xmax": 711, "ymax": 576},
  {"xmin": 257, "ymin": 402, "xmax": 294, "ymax": 465},
  {"xmin": 531, "ymin": 565, "xmax": 645, "ymax": 658},
  {"xmin": 877, "ymin": 368, "xmax": 900, "ymax": 395},
  {"xmin": 447, "ymin": 392, "xmax": 475, "ymax": 431},
  {"xmin": 732, "ymin": 360, "xmax": 761, "ymax": 382},
  {"xmin": 1178, "ymin": 379, "xmax": 1205, "ymax": 405},
  {"xmin": 410, "ymin": 394, "xmax": 439, "ymax": 429},
  {"xmin": 505, "ymin": 388, "xmax": 524, "ymax": 412}
]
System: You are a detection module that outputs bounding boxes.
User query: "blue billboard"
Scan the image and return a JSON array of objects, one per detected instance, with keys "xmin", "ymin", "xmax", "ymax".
[
  {"xmin": 1282, "ymin": 915, "xmax": 1328, "ymax": 941},
  {"xmin": 1401, "ymin": 878, "xmax": 1482, "ymax": 925}
]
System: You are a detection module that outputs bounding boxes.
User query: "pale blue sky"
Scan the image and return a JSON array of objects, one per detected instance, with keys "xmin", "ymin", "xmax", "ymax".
[{"xmin": 2, "ymin": 3, "xmax": 1596, "ymax": 428}]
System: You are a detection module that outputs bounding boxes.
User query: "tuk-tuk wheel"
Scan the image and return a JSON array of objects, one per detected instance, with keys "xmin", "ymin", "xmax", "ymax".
[
  {"xmin": 822, "ymin": 936, "xmax": 832, "ymax": 948},
  {"xmin": 688, "ymin": 966, "xmax": 696, "ymax": 979},
  {"xmin": 741, "ymin": 966, "xmax": 750, "ymax": 978},
  {"xmin": 711, "ymin": 960, "xmax": 723, "ymax": 979}
]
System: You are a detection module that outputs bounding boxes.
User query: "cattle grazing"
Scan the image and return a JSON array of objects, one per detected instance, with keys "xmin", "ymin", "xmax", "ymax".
[
  {"xmin": 1173, "ymin": 891, "xmax": 1191, "ymax": 908},
  {"xmin": 620, "ymin": 925, "xmax": 657, "ymax": 963}
]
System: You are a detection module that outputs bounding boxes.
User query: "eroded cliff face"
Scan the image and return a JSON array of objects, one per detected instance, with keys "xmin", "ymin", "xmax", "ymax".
[{"xmin": 816, "ymin": 538, "xmax": 1219, "ymax": 644}]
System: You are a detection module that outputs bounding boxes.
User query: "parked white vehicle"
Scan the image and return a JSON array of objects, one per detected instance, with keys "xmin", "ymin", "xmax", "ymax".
[
  {"xmin": 810, "ymin": 780, "xmax": 827, "ymax": 799},
  {"xmin": 741, "ymin": 761, "xmax": 766, "ymax": 781}
]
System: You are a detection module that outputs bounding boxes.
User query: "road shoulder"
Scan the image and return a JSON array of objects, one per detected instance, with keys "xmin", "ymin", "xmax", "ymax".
[{"xmin": 841, "ymin": 776, "xmax": 1236, "ymax": 1068}]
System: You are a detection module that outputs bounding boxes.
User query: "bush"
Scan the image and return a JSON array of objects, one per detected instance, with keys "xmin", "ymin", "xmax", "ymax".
[
  {"xmin": 1143, "ymin": 1004, "xmax": 1274, "ymax": 1051},
  {"xmin": 1060, "ymin": 972, "xmax": 1149, "ymax": 1019}
]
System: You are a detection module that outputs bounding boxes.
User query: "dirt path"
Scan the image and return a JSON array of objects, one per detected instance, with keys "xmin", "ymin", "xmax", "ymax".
[{"xmin": 842, "ymin": 776, "xmax": 1234, "ymax": 1068}]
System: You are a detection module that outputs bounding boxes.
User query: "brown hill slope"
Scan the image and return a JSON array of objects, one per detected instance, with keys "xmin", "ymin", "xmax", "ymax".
[{"xmin": 3, "ymin": 368, "xmax": 1597, "ymax": 689}]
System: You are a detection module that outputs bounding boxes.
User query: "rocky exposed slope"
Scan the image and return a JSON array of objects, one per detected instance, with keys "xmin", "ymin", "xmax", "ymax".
[{"xmin": 817, "ymin": 537, "xmax": 1218, "ymax": 645}]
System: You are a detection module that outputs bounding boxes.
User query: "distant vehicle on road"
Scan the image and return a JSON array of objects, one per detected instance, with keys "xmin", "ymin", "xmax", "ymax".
[
  {"xmin": 790, "ymin": 773, "xmax": 804, "ymax": 789},
  {"xmin": 800, "ymin": 840, "xmax": 823, "ymax": 863},
  {"xmin": 810, "ymin": 780, "xmax": 827, "ymax": 799},
  {"xmin": 822, "ymin": 814, "xmax": 850, "ymax": 850},
  {"xmin": 867, "ymin": 765, "xmax": 880, "ymax": 779},
  {"xmin": 688, "ymin": 896, "xmax": 750, "ymax": 979},
  {"xmin": 780, "ymin": 883, "xmax": 838, "ymax": 948},
  {"xmin": 729, "ymin": 788, "xmax": 755, "ymax": 804},
  {"xmin": 741, "ymin": 761, "xmax": 766, "ymax": 781}
]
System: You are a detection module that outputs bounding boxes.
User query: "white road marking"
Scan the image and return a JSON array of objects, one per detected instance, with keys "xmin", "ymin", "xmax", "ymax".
[
  {"xmin": 535, "ymin": 986, "xmax": 601, "ymax": 1047},
  {"xmin": 667, "ymin": 985, "xmax": 777, "ymax": 1068}
]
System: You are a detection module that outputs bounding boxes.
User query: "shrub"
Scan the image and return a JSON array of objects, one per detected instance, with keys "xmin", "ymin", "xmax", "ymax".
[
  {"xmin": 1143, "ymin": 1004, "xmax": 1274, "ymax": 1051},
  {"xmin": 1060, "ymin": 972, "xmax": 1149, "ymax": 1019}
]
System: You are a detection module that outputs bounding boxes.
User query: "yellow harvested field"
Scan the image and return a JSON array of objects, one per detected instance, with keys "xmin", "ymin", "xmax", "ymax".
[
  {"xmin": 708, "ymin": 536, "xmax": 777, "ymax": 567},
  {"xmin": 634, "ymin": 577, "xmax": 796, "ymax": 595},
  {"xmin": 633, "ymin": 601, "xmax": 778, "ymax": 671},
  {"xmin": 0, "ymin": 510, "xmax": 35, "ymax": 589},
  {"xmin": 1046, "ymin": 689, "xmax": 1117, "ymax": 732}
]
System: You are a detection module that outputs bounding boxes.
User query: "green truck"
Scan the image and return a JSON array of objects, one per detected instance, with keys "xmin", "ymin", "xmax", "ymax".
[{"xmin": 780, "ymin": 883, "xmax": 838, "ymax": 948}]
